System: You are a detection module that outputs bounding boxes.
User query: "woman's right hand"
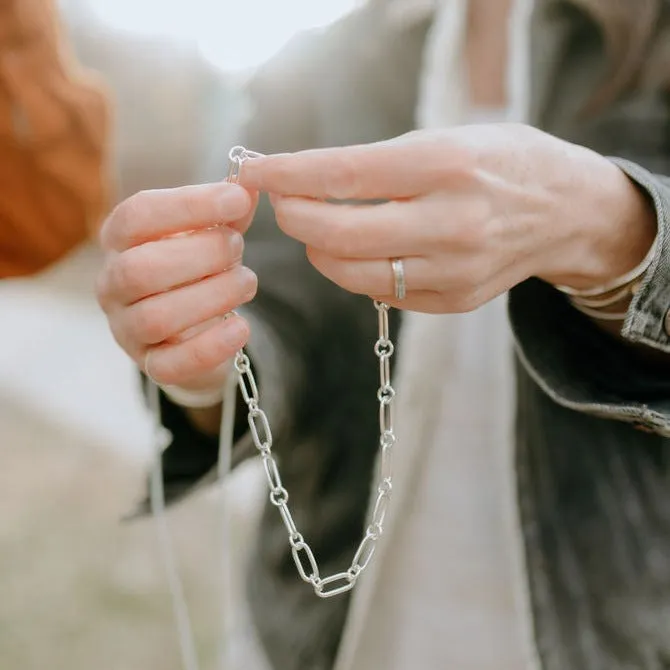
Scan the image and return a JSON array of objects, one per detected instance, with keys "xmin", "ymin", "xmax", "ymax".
[{"xmin": 96, "ymin": 182, "xmax": 259, "ymax": 391}]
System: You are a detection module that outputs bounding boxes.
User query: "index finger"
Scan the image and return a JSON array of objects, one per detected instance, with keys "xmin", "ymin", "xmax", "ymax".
[
  {"xmin": 100, "ymin": 182, "xmax": 257, "ymax": 252},
  {"xmin": 240, "ymin": 137, "xmax": 444, "ymax": 201}
]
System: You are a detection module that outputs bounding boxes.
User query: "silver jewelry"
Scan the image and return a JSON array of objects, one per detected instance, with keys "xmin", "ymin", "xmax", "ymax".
[
  {"xmin": 554, "ymin": 234, "xmax": 658, "ymax": 298},
  {"xmin": 391, "ymin": 257, "xmax": 406, "ymax": 300},
  {"xmin": 148, "ymin": 146, "xmax": 401, "ymax": 670},
  {"xmin": 228, "ymin": 146, "xmax": 398, "ymax": 597},
  {"xmin": 233, "ymin": 302, "xmax": 395, "ymax": 597},
  {"xmin": 571, "ymin": 303, "xmax": 629, "ymax": 321}
]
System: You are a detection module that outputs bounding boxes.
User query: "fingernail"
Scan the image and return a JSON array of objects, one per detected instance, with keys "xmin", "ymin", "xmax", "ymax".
[
  {"xmin": 223, "ymin": 319, "xmax": 248, "ymax": 347},
  {"xmin": 229, "ymin": 231, "xmax": 244, "ymax": 257},
  {"xmin": 239, "ymin": 266, "xmax": 258, "ymax": 300}
]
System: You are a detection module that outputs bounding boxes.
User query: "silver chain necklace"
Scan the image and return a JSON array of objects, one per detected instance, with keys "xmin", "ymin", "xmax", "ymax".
[{"xmin": 228, "ymin": 146, "xmax": 398, "ymax": 598}]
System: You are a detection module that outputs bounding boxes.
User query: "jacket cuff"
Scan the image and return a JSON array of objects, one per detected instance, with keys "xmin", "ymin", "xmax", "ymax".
[
  {"xmin": 609, "ymin": 158, "xmax": 670, "ymax": 353},
  {"xmin": 509, "ymin": 278, "xmax": 670, "ymax": 438}
]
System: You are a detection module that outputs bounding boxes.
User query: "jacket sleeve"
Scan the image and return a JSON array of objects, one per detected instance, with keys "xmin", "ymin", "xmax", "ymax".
[
  {"xmin": 0, "ymin": 0, "xmax": 111, "ymax": 279},
  {"xmin": 509, "ymin": 158, "xmax": 670, "ymax": 438}
]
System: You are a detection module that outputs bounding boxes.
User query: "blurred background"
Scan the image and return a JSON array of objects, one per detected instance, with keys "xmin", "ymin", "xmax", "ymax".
[{"xmin": 0, "ymin": 1, "xmax": 358, "ymax": 668}]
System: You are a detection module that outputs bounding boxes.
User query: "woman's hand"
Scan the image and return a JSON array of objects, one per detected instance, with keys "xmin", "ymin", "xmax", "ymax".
[
  {"xmin": 96, "ymin": 183, "xmax": 259, "ymax": 390},
  {"xmin": 241, "ymin": 124, "xmax": 656, "ymax": 313}
]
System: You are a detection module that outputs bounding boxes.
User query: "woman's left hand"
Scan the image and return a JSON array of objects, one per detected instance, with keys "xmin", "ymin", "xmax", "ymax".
[{"xmin": 241, "ymin": 124, "xmax": 656, "ymax": 313}]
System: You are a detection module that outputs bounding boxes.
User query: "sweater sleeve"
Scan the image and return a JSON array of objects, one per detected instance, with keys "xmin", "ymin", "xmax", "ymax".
[{"xmin": 0, "ymin": 0, "xmax": 111, "ymax": 278}]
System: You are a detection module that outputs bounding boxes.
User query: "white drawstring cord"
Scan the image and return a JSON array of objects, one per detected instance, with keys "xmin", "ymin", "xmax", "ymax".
[
  {"xmin": 147, "ymin": 367, "xmax": 238, "ymax": 670},
  {"xmin": 147, "ymin": 146, "xmax": 255, "ymax": 669},
  {"xmin": 217, "ymin": 363, "xmax": 239, "ymax": 668},
  {"xmin": 148, "ymin": 379, "xmax": 201, "ymax": 670}
]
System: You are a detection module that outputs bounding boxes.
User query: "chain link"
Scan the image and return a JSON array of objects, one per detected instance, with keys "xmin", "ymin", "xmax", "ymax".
[{"xmin": 229, "ymin": 148, "xmax": 397, "ymax": 598}]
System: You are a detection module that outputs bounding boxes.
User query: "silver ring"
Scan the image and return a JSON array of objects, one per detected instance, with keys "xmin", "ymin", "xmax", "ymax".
[{"xmin": 391, "ymin": 258, "xmax": 406, "ymax": 301}]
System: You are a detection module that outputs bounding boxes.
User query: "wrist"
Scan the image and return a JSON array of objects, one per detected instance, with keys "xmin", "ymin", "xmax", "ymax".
[{"xmin": 539, "ymin": 151, "xmax": 657, "ymax": 290}]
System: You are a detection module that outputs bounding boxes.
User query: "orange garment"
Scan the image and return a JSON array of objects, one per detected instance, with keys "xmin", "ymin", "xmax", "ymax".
[{"xmin": 0, "ymin": 0, "xmax": 111, "ymax": 278}]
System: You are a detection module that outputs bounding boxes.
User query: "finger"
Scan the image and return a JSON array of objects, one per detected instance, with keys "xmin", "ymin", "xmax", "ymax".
[
  {"xmin": 273, "ymin": 196, "xmax": 434, "ymax": 258},
  {"xmin": 99, "ymin": 227, "xmax": 245, "ymax": 307},
  {"xmin": 100, "ymin": 183, "xmax": 258, "ymax": 252},
  {"xmin": 240, "ymin": 135, "xmax": 460, "ymax": 200},
  {"xmin": 371, "ymin": 292, "xmax": 446, "ymax": 314},
  {"xmin": 123, "ymin": 266, "xmax": 257, "ymax": 346},
  {"xmin": 370, "ymin": 284, "xmax": 495, "ymax": 314},
  {"xmin": 145, "ymin": 314, "xmax": 250, "ymax": 387},
  {"xmin": 306, "ymin": 248, "xmax": 434, "ymax": 297}
]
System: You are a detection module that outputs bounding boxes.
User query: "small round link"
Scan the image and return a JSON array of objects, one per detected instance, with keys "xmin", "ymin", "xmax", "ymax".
[
  {"xmin": 269, "ymin": 487, "xmax": 289, "ymax": 506},
  {"xmin": 289, "ymin": 532, "xmax": 304, "ymax": 549},
  {"xmin": 367, "ymin": 522, "xmax": 383, "ymax": 541},
  {"xmin": 227, "ymin": 148, "xmax": 398, "ymax": 600},
  {"xmin": 374, "ymin": 338, "xmax": 394, "ymax": 359},
  {"xmin": 234, "ymin": 353, "xmax": 251, "ymax": 374},
  {"xmin": 378, "ymin": 478, "xmax": 393, "ymax": 496},
  {"xmin": 347, "ymin": 566, "xmax": 362, "ymax": 581},
  {"xmin": 377, "ymin": 385, "xmax": 396, "ymax": 404}
]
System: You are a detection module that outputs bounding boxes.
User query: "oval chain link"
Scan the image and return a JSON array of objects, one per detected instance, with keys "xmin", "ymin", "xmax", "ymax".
[{"xmin": 228, "ymin": 147, "xmax": 396, "ymax": 598}]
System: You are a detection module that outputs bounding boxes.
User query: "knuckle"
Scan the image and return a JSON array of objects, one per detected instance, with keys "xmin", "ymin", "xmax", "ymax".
[
  {"xmin": 321, "ymin": 218, "xmax": 353, "ymax": 257},
  {"xmin": 179, "ymin": 187, "xmax": 205, "ymax": 223},
  {"xmin": 95, "ymin": 263, "xmax": 114, "ymax": 310},
  {"xmin": 110, "ymin": 252, "xmax": 144, "ymax": 298},
  {"xmin": 186, "ymin": 339, "xmax": 216, "ymax": 372},
  {"xmin": 435, "ymin": 145, "xmax": 478, "ymax": 186},
  {"xmin": 107, "ymin": 192, "xmax": 149, "ymax": 249},
  {"xmin": 271, "ymin": 161, "xmax": 293, "ymax": 188},
  {"xmin": 131, "ymin": 303, "xmax": 169, "ymax": 344},
  {"xmin": 442, "ymin": 199, "xmax": 493, "ymax": 253},
  {"xmin": 148, "ymin": 356, "xmax": 177, "ymax": 386},
  {"xmin": 326, "ymin": 154, "xmax": 359, "ymax": 200},
  {"xmin": 98, "ymin": 212, "xmax": 115, "ymax": 250},
  {"xmin": 272, "ymin": 200, "xmax": 289, "ymax": 230},
  {"xmin": 454, "ymin": 220, "xmax": 489, "ymax": 253},
  {"xmin": 273, "ymin": 198, "xmax": 297, "ymax": 235}
]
